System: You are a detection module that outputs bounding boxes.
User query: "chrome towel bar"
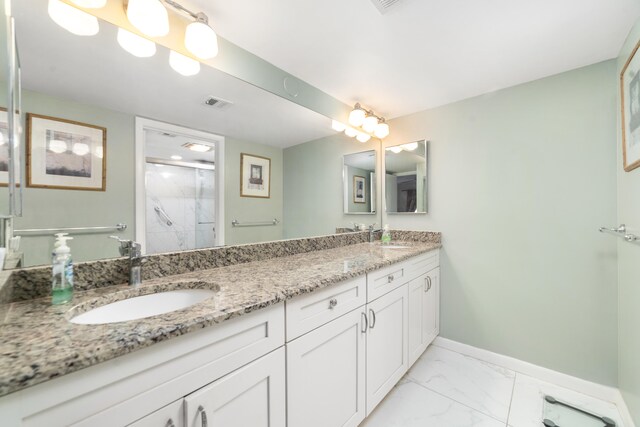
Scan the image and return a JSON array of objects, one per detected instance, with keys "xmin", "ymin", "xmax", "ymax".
[
  {"xmin": 14, "ymin": 223, "xmax": 128, "ymax": 236},
  {"xmin": 599, "ymin": 224, "xmax": 638, "ymax": 242},
  {"xmin": 231, "ymin": 219, "xmax": 280, "ymax": 227}
]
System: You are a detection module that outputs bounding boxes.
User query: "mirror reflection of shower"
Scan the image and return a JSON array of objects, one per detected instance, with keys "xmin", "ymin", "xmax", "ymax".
[{"xmin": 144, "ymin": 129, "xmax": 217, "ymax": 254}]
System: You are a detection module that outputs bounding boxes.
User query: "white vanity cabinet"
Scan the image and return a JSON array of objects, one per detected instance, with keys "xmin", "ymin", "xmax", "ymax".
[
  {"xmin": 408, "ymin": 266, "xmax": 440, "ymax": 367},
  {"xmin": 128, "ymin": 399, "xmax": 184, "ymax": 427}
]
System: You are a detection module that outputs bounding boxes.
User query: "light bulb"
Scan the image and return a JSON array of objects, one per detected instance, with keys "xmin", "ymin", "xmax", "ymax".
[
  {"xmin": 402, "ymin": 142, "xmax": 419, "ymax": 151},
  {"xmin": 348, "ymin": 107, "xmax": 366, "ymax": 127},
  {"xmin": 185, "ymin": 20, "xmax": 218, "ymax": 60},
  {"xmin": 69, "ymin": 0, "xmax": 106, "ymax": 7},
  {"xmin": 374, "ymin": 122, "xmax": 389, "ymax": 139},
  {"xmin": 356, "ymin": 132, "xmax": 371, "ymax": 143},
  {"xmin": 169, "ymin": 51, "xmax": 200, "ymax": 76},
  {"xmin": 48, "ymin": 139, "xmax": 68, "ymax": 154},
  {"xmin": 95, "ymin": 146, "xmax": 103, "ymax": 158},
  {"xmin": 48, "ymin": 0, "xmax": 99, "ymax": 36},
  {"xmin": 72, "ymin": 142, "xmax": 90, "ymax": 156},
  {"xmin": 126, "ymin": 0, "xmax": 169, "ymax": 37},
  {"xmin": 117, "ymin": 28, "xmax": 156, "ymax": 57},
  {"xmin": 362, "ymin": 115, "xmax": 379, "ymax": 133},
  {"xmin": 331, "ymin": 120, "xmax": 346, "ymax": 132},
  {"xmin": 388, "ymin": 146, "xmax": 403, "ymax": 154},
  {"xmin": 344, "ymin": 127, "xmax": 358, "ymax": 138}
]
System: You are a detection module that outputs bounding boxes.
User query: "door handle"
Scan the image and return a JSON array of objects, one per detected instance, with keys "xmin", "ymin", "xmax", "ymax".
[
  {"xmin": 198, "ymin": 405, "xmax": 208, "ymax": 427},
  {"xmin": 425, "ymin": 276, "xmax": 432, "ymax": 292},
  {"xmin": 369, "ymin": 308, "xmax": 376, "ymax": 329},
  {"xmin": 361, "ymin": 311, "xmax": 368, "ymax": 333}
]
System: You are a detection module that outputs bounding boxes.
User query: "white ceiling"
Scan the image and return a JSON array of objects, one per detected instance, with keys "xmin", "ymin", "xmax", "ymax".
[
  {"xmin": 14, "ymin": 0, "xmax": 335, "ymax": 149},
  {"xmin": 186, "ymin": 0, "xmax": 640, "ymax": 118}
]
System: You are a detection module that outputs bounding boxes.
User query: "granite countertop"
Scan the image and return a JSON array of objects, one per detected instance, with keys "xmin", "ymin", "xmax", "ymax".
[{"xmin": 0, "ymin": 240, "xmax": 440, "ymax": 397}]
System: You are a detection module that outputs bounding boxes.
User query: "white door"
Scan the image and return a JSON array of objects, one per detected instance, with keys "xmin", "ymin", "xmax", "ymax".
[
  {"xmin": 128, "ymin": 399, "xmax": 184, "ymax": 427},
  {"xmin": 366, "ymin": 284, "xmax": 409, "ymax": 415},
  {"xmin": 407, "ymin": 274, "xmax": 426, "ymax": 367},
  {"xmin": 422, "ymin": 267, "xmax": 440, "ymax": 347},
  {"xmin": 184, "ymin": 347, "xmax": 285, "ymax": 427},
  {"xmin": 287, "ymin": 308, "xmax": 367, "ymax": 427}
]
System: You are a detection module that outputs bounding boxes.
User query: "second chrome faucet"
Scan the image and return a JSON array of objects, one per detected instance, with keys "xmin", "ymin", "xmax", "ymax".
[{"xmin": 109, "ymin": 236, "xmax": 145, "ymax": 287}]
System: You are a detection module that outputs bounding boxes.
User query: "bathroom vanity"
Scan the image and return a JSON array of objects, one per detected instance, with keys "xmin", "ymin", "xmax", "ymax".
[{"xmin": 0, "ymin": 234, "xmax": 440, "ymax": 427}]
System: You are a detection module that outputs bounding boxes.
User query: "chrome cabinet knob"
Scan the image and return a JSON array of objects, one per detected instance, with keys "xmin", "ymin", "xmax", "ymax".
[
  {"xmin": 387, "ymin": 274, "xmax": 394, "ymax": 283},
  {"xmin": 329, "ymin": 298, "xmax": 338, "ymax": 309},
  {"xmin": 166, "ymin": 419, "xmax": 175, "ymax": 427}
]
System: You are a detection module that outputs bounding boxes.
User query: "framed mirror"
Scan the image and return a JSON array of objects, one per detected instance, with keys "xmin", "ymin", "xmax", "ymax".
[
  {"xmin": 384, "ymin": 140, "xmax": 428, "ymax": 214},
  {"xmin": 343, "ymin": 150, "xmax": 377, "ymax": 215}
]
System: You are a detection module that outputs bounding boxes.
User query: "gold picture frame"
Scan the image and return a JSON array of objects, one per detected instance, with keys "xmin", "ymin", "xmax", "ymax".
[
  {"xmin": 620, "ymin": 38, "xmax": 640, "ymax": 172},
  {"xmin": 26, "ymin": 113, "xmax": 107, "ymax": 191},
  {"xmin": 240, "ymin": 153, "xmax": 271, "ymax": 198}
]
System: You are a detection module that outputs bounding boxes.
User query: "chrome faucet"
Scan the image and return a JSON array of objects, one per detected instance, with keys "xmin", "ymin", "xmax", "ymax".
[
  {"xmin": 368, "ymin": 224, "xmax": 383, "ymax": 243},
  {"xmin": 109, "ymin": 236, "xmax": 144, "ymax": 287}
]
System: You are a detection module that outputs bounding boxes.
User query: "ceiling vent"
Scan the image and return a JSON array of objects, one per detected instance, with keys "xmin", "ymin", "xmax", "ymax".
[
  {"xmin": 204, "ymin": 96, "xmax": 233, "ymax": 110},
  {"xmin": 369, "ymin": 0, "xmax": 403, "ymax": 14}
]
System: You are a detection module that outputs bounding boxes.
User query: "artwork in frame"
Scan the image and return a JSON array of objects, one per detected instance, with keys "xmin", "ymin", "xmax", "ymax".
[
  {"xmin": 27, "ymin": 113, "xmax": 106, "ymax": 191},
  {"xmin": 353, "ymin": 175, "xmax": 366, "ymax": 204},
  {"xmin": 240, "ymin": 153, "xmax": 271, "ymax": 198},
  {"xmin": 621, "ymin": 38, "xmax": 640, "ymax": 172}
]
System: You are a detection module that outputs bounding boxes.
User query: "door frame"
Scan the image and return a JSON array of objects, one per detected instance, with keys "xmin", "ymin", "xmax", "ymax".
[{"xmin": 134, "ymin": 117, "xmax": 225, "ymax": 253}]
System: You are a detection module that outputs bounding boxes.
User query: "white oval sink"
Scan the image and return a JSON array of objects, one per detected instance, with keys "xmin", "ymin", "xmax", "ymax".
[{"xmin": 70, "ymin": 289, "xmax": 216, "ymax": 325}]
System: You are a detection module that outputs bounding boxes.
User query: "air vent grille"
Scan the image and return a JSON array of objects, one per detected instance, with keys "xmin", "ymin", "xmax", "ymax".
[
  {"xmin": 369, "ymin": 0, "xmax": 403, "ymax": 14},
  {"xmin": 204, "ymin": 96, "xmax": 233, "ymax": 110}
]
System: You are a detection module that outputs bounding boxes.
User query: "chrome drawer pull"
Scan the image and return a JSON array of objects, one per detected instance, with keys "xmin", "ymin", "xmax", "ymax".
[
  {"xmin": 425, "ymin": 276, "xmax": 432, "ymax": 292},
  {"xmin": 361, "ymin": 311, "xmax": 368, "ymax": 333},
  {"xmin": 166, "ymin": 419, "xmax": 175, "ymax": 427},
  {"xmin": 198, "ymin": 405, "xmax": 208, "ymax": 427},
  {"xmin": 329, "ymin": 298, "xmax": 338, "ymax": 309},
  {"xmin": 387, "ymin": 274, "xmax": 394, "ymax": 283},
  {"xmin": 369, "ymin": 308, "xmax": 376, "ymax": 329}
]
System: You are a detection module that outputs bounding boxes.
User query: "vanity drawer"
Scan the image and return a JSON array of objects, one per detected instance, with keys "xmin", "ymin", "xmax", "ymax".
[
  {"xmin": 286, "ymin": 276, "xmax": 366, "ymax": 341},
  {"xmin": 367, "ymin": 262, "xmax": 408, "ymax": 301},
  {"xmin": 405, "ymin": 250, "xmax": 439, "ymax": 281}
]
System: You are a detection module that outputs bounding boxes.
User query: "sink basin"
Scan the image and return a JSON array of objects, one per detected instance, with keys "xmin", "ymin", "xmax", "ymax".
[
  {"xmin": 380, "ymin": 245, "xmax": 411, "ymax": 249},
  {"xmin": 70, "ymin": 289, "xmax": 216, "ymax": 325}
]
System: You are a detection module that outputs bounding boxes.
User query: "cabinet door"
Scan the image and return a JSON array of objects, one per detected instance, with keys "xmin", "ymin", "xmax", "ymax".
[
  {"xmin": 366, "ymin": 284, "xmax": 409, "ymax": 415},
  {"xmin": 184, "ymin": 347, "xmax": 285, "ymax": 427},
  {"xmin": 128, "ymin": 399, "xmax": 184, "ymax": 427},
  {"xmin": 422, "ymin": 267, "xmax": 440, "ymax": 347},
  {"xmin": 287, "ymin": 308, "xmax": 366, "ymax": 427},
  {"xmin": 407, "ymin": 274, "xmax": 426, "ymax": 367}
]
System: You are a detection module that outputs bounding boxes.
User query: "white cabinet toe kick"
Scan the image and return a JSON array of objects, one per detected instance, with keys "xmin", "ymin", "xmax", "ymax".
[{"xmin": 0, "ymin": 249, "xmax": 440, "ymax": 427}]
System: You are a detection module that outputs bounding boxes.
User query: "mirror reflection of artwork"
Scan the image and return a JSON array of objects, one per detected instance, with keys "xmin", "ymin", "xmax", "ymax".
[
  {"xmin": 0, "ymin": 108, "xmax": 21, "ymax": 186},
  {"xmin": 621, "ymin": 40, "xmax": 640, "ymax": 172},
  {"xmin": 241, "ymin": 153, "xmax": 271, "ymax": 198},
  {"xmin": 385, "ymin": 140, "xmax": 428, "ymax": 214},
  {"xmin": 354, "ymin": 175, "xmax": 366, "ymax": 204},
  {"xmin": 27, "ymin": 114, "xmax": 106, "ymax": 191}
]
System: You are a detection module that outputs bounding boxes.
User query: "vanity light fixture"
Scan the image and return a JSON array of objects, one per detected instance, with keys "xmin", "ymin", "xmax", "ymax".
[
  {"xmin": 348, "ymin": 105, "xmax": 366, "ymax": 127},
  {"xmin": 374, "ymin": 119, "xmax": 389, "ymax": 139},
  {"xmin": 69, "ymin": 0, "xmax": 107, "ymax": 7},
  {"xmin": 126, "ymin": 0, "xmax": 170, "ymax": 37},
  {"xmin": 117, "ymin": 28, "xmax": 157, "ymax": 57},
  {"xmin": 48, "ymin": 0, "xmax": 100, "ymax": 36},
  {"xmin": 347, "ymin": 103, "xmax": 390, "ymax": 139},
  {"xmin": 169, "ymin": 50, "xmax": 201, "ymax": 76},
  {"xmin": 182, "ymin": 142, "xmax": 212, "ymax": 152}
]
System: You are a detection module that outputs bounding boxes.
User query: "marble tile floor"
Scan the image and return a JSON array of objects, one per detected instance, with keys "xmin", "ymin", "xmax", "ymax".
[{"xmin": 362, "ymin": 345, "xmax": 624, "ymax": 427}]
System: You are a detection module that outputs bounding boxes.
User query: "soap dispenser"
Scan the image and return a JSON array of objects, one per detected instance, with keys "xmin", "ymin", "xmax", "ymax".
[
  {"xmin": 52, "ymin": 233, "xmax": 74, "ymax": 305},
  {"xmin": 381, "ymin": 225, "xmax": 392, "ymax": 244}
]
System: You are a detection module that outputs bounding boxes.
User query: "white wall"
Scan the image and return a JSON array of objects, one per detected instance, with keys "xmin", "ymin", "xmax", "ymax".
[{"xmin": 384, "ymin": 60, "xmax": 619, "ymax": 385}]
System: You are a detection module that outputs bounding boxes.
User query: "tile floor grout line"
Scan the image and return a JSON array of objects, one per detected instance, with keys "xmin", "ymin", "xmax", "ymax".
[
  {"xmin": 404, "ymin": 375, "xmax": 509, "ymax": 425},
  {"xmin": 505, "ymin": 371, "xmax": 518, "ymax": 426}
]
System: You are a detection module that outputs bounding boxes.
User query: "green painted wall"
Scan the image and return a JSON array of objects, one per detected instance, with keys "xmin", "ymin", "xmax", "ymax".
[
  {"xmin": 617, "ymin": 18, "xmax": 640, "ymax": 425},
  {"xmin": 224, "ymin": 137, "xmax": 283, "ymax": 245},
  {"xmin": 283, "ymin": 134, "xmax": 381, "ymax": 238},
  {"xmin": 383, "ymin": 61, "xmax": 619, "ymax": 385}
]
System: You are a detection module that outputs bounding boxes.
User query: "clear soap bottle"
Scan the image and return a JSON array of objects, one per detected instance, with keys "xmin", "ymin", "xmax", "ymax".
[
  {"xmin": 52, "ymin": 233, "xmax": 74, "ymax": 305},
  {"xmin": 381, "ymin": 225, "xmax": 392, "ymax": 244}
]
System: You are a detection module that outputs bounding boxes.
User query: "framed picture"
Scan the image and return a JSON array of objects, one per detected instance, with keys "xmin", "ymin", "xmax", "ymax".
[
  {"xmin": 353, "ymin": 175, "xmax": 366, "ymax": 204},
  {"xmin": 27, "ymin": 114, "xmax": 106, "ymax": 191},
  {"xmin": 621, "ymin": 38, "xmax": 640, "ymax": 172},
  {"xmin": 240, "ymin": 153, "xmax": 271, "ymax": 198}
]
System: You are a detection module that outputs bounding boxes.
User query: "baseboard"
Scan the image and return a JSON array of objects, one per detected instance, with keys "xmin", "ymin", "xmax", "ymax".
[{"xmin": 433, "ymin": 337, "xmax": 631, "ymax": 417}]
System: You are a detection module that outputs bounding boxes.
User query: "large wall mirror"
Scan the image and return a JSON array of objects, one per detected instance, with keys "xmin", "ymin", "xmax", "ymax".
[
  {"xmin": 343, "ymin": 150, "xmax": 377, "ymax": 215},
  {"xmin": 0, "ymin": 0, "xmax": 382, "ymax": 268},
  {"xmin": 384, "ymin": 140, "xmax": 428, "ymax": 214}
]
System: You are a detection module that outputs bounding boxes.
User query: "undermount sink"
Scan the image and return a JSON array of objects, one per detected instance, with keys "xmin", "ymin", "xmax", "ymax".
[{"xmin": 70, "ymin": 289, "xmax": 216, "ymax": 325}]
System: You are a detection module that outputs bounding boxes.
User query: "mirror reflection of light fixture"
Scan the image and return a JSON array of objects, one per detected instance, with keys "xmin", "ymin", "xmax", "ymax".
[
  {"xmin": 69, "ymin": 0, "xmax": 107, "ymax": 7},
  {"xmin": 169, "ymin": 50, "xmax": 201, "ymax": 76},
  {"xmin": 182, "ymin": 142, "xmax": 212, "ymax": 152},
  {"xmin": 344, "ymin": 127, "xmax": 358, "ymax": 138},
  {"xmin": 117, "ymin": 28, "xmax": 157, "ymax": 58},
  {"xmin": 48, "ymin": 139, "xmax": 68, "ymax": 154},
  {"xmin": 48, "ymin": 0, "xmax": 99, "ymax": 36},
  {"xmin": 387, "ymin": 146, "xmax": 403, "ymax": 154},
  {"xmin": 184, "ymin": 13, "xmax": 219, "ymax": 60},
  {"xmin": 356, "ymin": 132, "xmax": 371, "ymax": 143},
  {"xmin": 95, "ymin": 146, "xmax": 104, "ymax": 159},
  {"xmin": 331, "ymin": 120, "xmax": 347, "ymax": 132},
  {"xmin": 126, "ymin": 0, "xmax": 169, "ymax": 37},
  {"xmin": 402, "ymin": 142, "xmax": 418, "ymax": 151},
  {"xmin": 72, "ymin": 142, "xmax": 90, "ymax": 156}
]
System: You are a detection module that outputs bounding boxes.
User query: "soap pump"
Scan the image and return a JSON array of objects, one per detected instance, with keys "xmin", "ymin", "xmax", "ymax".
[
  {"xmin": 381, "ymin": 225, "xmax": 392, "ymax": 244},
  {"xmin": 52, "ymin": 233, "xmax": 74, "ymax": 305}
]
